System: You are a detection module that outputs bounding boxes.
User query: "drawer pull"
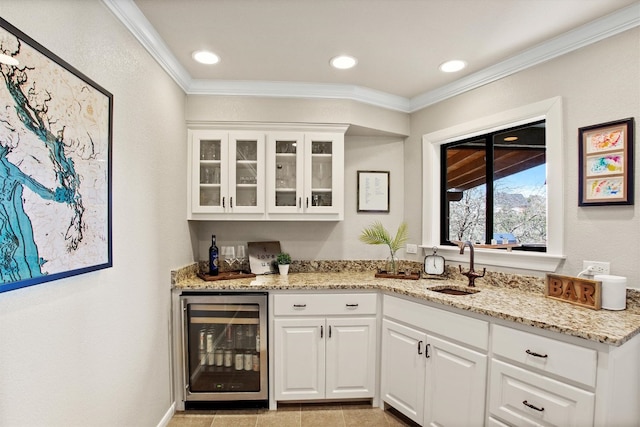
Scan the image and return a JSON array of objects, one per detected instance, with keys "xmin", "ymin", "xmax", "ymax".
[
  {"xmin": 293, "ymin": 304, "xmax": 307, "ymax": 308},
  {"xmin": 346, "ymin": 303, "xmax": 359, "ymax": 307},
  {"xmin": 525, "ymin": 349, "xmax": 548, "ymax": 358},
  {"xmin": 522, "ymin": 400, "xmax": 544, "ymax": 412}
]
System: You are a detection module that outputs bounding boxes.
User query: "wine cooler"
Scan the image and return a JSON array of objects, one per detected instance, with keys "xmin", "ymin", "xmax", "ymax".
[{"xmin": 181, "ymin": 293, "xmax": 268, "ymax": 404}]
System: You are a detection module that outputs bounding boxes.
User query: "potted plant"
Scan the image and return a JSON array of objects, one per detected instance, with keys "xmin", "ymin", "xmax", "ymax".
[
  {"xmin": 276, "ymin": 252, "xmax": 292, "ymax": 275},
  {"xmin": 359, "ymin": 221, "xmax": 408, "ymax": 275}
]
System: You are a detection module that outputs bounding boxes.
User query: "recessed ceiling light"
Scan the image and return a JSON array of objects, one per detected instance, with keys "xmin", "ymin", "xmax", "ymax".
[
  {"xmin": 504, "ymin": 136, "xmax": 519, "ymax": 142},
  {"xmin": 0, "ymin": 53, "xmax": 19, "ymax": 66},
  {"xmin": 330, "ymin": 55, "xmax": 357, "ymax": 70},
  {"xmin": 192, "ymin": 50, "xmax": 219, "ymax": 65},
  {"xmin": 439, "ymin": 59, "xmax": 466, "ymax": 73}
]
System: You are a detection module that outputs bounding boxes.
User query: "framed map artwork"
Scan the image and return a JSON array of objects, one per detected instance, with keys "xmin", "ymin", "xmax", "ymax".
[{"xmin": 0, "ymin": 18, "xmax": 112, "ymax": 293}]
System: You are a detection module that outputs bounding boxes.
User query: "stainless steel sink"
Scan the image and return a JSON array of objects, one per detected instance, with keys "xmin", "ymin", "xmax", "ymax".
[{"xmin": 429, "ymin": 286, "xmax": 480, "ymax": 296}]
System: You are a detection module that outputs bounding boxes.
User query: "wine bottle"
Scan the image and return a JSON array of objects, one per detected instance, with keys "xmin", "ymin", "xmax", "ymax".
[{"xmin": 209, "ymin": 235, "xmax": 219, "ymax": 276}]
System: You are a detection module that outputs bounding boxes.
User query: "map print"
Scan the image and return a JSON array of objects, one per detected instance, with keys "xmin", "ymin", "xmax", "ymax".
[{"xmin": 0, "ymin": 19, "xmax": 111, "ymax": 292}]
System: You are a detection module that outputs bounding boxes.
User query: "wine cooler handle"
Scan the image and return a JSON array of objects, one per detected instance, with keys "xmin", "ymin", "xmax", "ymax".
[
  {"xmin": 526, "ymin": 349, "xmax": 548, "ymax": 358},
  {"xmin": 425, "ymin": 343, "xmax": 431, "ymax": 359},
  {"xmin": 522, "ymin": 400, "xmax": 544, "ymax": 412},
  {"xmin": 320, "ymin": 325, "xmax": 323, "ymax": 338},
  {"xmin": 417, "ymin": 340, "xmax": 423, "ymax": 355}
]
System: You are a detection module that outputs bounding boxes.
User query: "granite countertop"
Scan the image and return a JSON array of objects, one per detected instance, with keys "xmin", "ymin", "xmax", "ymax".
[{"xmin": 173, "ymin": 265, "xmax": 640, "ymax": 347}]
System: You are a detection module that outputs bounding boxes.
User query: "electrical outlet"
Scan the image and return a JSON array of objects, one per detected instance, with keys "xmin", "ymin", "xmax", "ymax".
[
  {"xmin": 583, "ymin": 260, "xmax": 610, "ymax": 275},
  {"xmin": 406, "ymin": 244, "xmax": 418, "ymax": 254}
]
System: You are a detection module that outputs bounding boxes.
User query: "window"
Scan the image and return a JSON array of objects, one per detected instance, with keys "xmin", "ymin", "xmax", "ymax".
[
  {"xmin": 441, "ymin": 120, "xmax": 547, "ymax": 251},
  {"xmin": 421, "ymin": 97, "xmax": 565, "ymax": 272}
]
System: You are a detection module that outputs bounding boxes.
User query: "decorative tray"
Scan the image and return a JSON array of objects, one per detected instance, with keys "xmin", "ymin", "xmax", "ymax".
[
  {"xmin": 197, "ymin": 271, "xmax": 257, "ymax": 281},
  {"xmin": 375, "ymin": 271, "xmax": 421, "ymax": 280}
]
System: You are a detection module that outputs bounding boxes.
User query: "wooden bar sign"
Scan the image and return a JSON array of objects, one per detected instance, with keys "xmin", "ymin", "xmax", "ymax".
[{"xmin": 545, "ymin": 274, "xmax": 602, "ymax": 310}]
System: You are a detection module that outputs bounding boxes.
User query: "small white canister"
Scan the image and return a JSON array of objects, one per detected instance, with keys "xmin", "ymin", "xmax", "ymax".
[{"xmin": 594, "ymin": 274, "xmax": 627, "ymax": 310}]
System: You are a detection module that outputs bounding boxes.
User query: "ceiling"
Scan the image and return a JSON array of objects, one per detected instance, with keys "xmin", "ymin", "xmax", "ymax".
[{"xmin": 105, "ymin": 0, "xmax": 639, "ymax": 112}]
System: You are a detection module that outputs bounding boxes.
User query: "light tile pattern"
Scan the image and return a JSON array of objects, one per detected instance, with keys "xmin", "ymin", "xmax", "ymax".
[{"xmin": 169, "ymin": 404, "xmax": 418, "ymax": 427}]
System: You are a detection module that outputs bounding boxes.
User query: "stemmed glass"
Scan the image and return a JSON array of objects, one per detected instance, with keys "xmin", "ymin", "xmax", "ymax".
[
  {"xmin": 236, "ymin": 245, "xmax": 247, "ymax": 270},
  {"xmin": 220, "ymin": 246, "xmax": 235, "ymax": 270}
]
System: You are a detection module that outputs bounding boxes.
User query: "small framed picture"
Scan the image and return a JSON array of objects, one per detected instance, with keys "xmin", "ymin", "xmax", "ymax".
[
  {"xmin": 357, "ymin": 171, "xmax": 390, "ymax": 213},
  {"xmin": 578, "ymin": 118, "xmax": 634, "ymax": 206}
]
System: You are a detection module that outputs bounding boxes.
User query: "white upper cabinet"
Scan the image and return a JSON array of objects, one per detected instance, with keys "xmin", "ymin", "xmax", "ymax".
[
  {"xmin": 188, "ymin": 125, "xmax": 345, "ymax": 221},
  {"xmin": 267, "ymin": 131, "xmax": 344, "ymax": 220},
  {"xmin": 188, "ymin": 129, "xmax": 265, "ymax": 219}
]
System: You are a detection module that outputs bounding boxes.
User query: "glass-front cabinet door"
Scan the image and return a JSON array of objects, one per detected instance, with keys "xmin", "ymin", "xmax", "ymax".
[
  {"xmin": 191, "ymin": 130, "xmax": 229, "ymax": 214},
  {"xmin": 229, "ymin": 132, "xmax": 265, "ymax": 214},
  {"xmin": 189, "ymin": 130, "xmax": 264, "ymax": 216},
  {"xmin": 305, "ymin": 133, "xmax": 337, "ymax": 213},
  {"xmin": 268, "ymin": 133, "xmax": 304, "ymax": 214}
]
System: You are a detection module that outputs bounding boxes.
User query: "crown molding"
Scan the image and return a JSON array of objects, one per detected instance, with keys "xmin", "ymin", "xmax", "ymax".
[
  {"xmin": 102, "ymin": 0, "xmax": 192, "ymax": 91},
  {"xmin": 187, "ymin": 79, "xmax": 411, "ymax": 111},
  {"xmin": 103, "ymin": 0, "xmax": 639, "ymax": 114},
  {"xmin": 409, "ymin": 2, "xmax": 640, "ymax": 112}
]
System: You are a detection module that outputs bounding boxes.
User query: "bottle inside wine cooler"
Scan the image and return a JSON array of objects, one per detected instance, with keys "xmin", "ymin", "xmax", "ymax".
[
  {"xmin": 206, "ymin": 328, "xmax": 215, "ymax": 366},
  {"xmin": 245, "ymin": 325, "xmax": 255, "ymax": 350},
  {"xmin": 224, "ymin": 325, "xmax": 233, "ymax": 368}
]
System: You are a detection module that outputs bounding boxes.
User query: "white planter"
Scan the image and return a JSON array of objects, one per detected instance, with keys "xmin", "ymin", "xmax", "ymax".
[{"xmin": 278, "ymin": 264, "xmax": 290, "ymax": 275}]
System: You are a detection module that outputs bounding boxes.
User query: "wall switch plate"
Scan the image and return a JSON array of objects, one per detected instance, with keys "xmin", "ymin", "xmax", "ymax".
[
  {"xmin": 406, "ymin": 244, "xmax": 418, "ymax": 254},
  {"xmin": 583, "ymin": 260, "xmax": 610, "ymax": 275}
]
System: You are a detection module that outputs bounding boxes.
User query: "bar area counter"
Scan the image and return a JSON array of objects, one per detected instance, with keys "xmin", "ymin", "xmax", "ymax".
[{"xmin": 172, "ymin": 262, "xmax": 640, "ymax": 346}]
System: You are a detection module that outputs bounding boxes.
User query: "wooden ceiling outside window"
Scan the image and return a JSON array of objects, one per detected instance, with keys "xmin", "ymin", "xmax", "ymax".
[{"xmin": 445, "ymin": 124, "xmax": 545, "ymax": 191}]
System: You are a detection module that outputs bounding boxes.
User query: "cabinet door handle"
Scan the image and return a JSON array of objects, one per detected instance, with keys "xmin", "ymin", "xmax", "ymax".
[
  {"xmin": 306, "ymin": 197, "xmax": 309, "ymax": 208},
  {"xmin": 222, "ymin": 197, "xmax": 225, "ymax": 208},
  {"xmin": 425, "ymin": 343, "xmax": 431, "ymax": 359},
  {"xmin": 329, "ymin": 325, "xmax": 332, "ymax": 338},
  {"xmin": 230, "ymin": 197, "xmax": 233, "ymax": 208},
  {"xmin": 298, "ymin": 197, "xmax": 302, "ymax": 208},
  {"xmin": 417, "ymin": 340, "xmax": 423, "ymax": 355},
  {"xmin": 522, "ymin": 400, "xmax": 544, "ymax": 412},
  {"xmin": 346, "ymin": 303, "xmax": 359, "ymax": 308},
  {"xmin": 320, "ymin": 325, "xmax": 323, "ymax": 338},
  {"xmin": 525, "ymin": 349, "xmax": 548, "ymax": 358},
  {"xmin": 293, "ymin": 304, "xmax": 307, "ymax": 308}
]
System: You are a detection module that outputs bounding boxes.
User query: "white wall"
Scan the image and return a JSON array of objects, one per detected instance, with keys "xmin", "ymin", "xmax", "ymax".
[
  {"xmin": 404, "ymin": 28, "xmax": 640, "ymax": 285},
  {"xmin": 0, "ymin": 2, "xmax": 192, "ymax": 426}
]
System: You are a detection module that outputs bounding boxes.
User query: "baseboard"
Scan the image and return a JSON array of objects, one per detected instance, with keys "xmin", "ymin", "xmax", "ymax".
[{"xmin": 157, "ymin": 402, "xmax": 176, "ymax": 427}]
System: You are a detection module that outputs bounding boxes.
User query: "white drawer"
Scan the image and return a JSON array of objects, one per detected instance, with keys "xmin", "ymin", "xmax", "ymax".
[
  {"xmin": 492, "ymin": 324, "xmax": 597, "ymax": 387},
  {"xmin": 273, "ymin": 293, "xmax": 377, "ymax": 316},
  {"xmin": 383, "ymin": 294, "xmax": 488, "ymax": 350},
  {"xmin": 490, "ymin": 359, "xmax": 595, "ymax": 427}
]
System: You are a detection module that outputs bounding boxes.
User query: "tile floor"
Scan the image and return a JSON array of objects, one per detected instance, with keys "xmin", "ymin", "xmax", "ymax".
[{"xmin": 168, "ymin": 403, "xmax": 419, "ymax": 427}]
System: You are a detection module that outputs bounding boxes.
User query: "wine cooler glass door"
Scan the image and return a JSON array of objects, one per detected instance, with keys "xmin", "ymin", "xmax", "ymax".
[{"xmin": 182, "ymin": 294, "xmax": 268, "ymax": 401}]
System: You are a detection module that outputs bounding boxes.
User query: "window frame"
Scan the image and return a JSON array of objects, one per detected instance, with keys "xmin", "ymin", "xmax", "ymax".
[
  {"xmin": 421, "ymin": 97, "xmax": 565, "ymax": 272},
  {"xmin": 440, "ymin": 120, "xmax": 546, "ymax": 249}
]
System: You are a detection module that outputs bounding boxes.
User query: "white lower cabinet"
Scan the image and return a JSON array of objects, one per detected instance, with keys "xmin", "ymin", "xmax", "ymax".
[
  {"xmin": 273, "ymin": 293, "xmax": 377, "ymax": 402},
  {"xmin": 425, "ymin": 335, "xmax": 487, "ymax": 427},
  {"xmin": 489, "ymin": 324, "xmax": 598, "ymax": 427},
  {"xmin": 380, "ymin": 319, "xmax": 426, "ymax": 422},
  {"xmin": 489, "ymin": 359, "xmax": 594, "ymax": 427},
  {"xmin": 381, "ymin": 295, "xmax": 488, "ymax": 426}
]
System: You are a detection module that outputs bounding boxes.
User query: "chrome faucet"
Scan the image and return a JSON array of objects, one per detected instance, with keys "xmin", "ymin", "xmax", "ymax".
[{"xmin": 458, "ymin": 241, "xmax": 486, "ymax": 287}]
